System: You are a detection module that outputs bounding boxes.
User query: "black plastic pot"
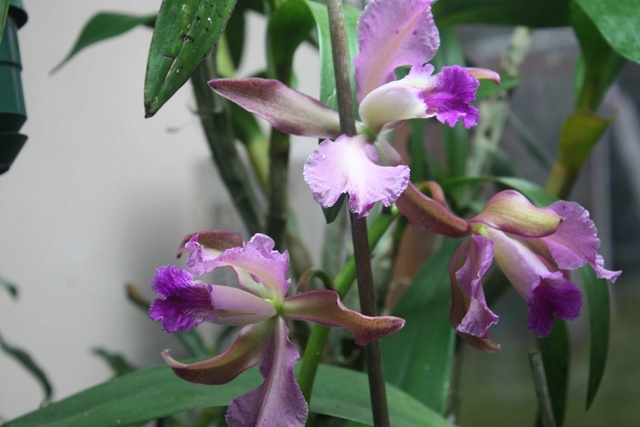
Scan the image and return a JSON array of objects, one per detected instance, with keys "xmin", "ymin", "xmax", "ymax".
[{"xmin": 0, "ymin": 0, "xmax": 28, "ymax": 174}]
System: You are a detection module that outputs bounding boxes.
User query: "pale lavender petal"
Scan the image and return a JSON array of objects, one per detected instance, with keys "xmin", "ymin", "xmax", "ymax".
[
  {"xmin": 163, "ymin": 321, "xmax": 273, "ymax": 385},
  {"xmin": 226, "ymin": 318, "xmax": 307, "ymax": 427},
  {"xmin": 303, "ymin": 134, "xmax": 409, "ymax": 217},
  {"xmin": 395, "ymin": 183, "xmax": 470, "ymax": 238},
  {"xmin": 149, "ymin": 266, "xmax": 216, "ymax": 332},
  {"xmin": 544, "ymin": 201, "xmax": 621, "ymax": 281},
  {"xmin": 208, "ymin": 285, "xmax": 276, "ymax": 326},
  {"xmin": 527, "ymin": 273, "xmax": 583, "ymax": 337},
  {"xmin": 422, "ymin": 65, "xmax": 480, "ymax": 128},
  {"xmin": 211, "ymin": 234, "xmax": 291, "ymax": 300},
  {"xmin": 282, "ymin": 290, "xmax": 404, "ymax": 345},
  {"xmin": 449, "ymin": 235, "xmax": 500, "ymax": 352},
  {"xmin": 355, "ymin": 0, "xmax": 439, "ymax": 101},
  {"xmin": 209, "ymin": 78, "xmax": 341, "ymax": 138},
  {"xmin": 471, "ymin": 190, "xmax": 561, "ymax": 238}
]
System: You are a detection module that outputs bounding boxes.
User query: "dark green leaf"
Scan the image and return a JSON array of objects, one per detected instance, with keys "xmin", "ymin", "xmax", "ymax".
[
  {"xmin": 144, "ymin": 0, "xmax": 237, "ymax": 117},
  {"xmin": 0, "ymin": 0, "xmax": 9, "ymax": 45},
  {"xmin": 0, "ymin": 274, "xmax": 18, "ymax": 299},
  {"xmin": 433, "ymin": 0, "xmax": 570, "ymax": 27},
  {"xmin": 572, "ymin": 1, "xmax": 625, "ymax": 110},
  {"xmin": 475, "ymin": 75, "xmax": 520, "ymax": 100},
  {"xmin": 579, "ymin": 266, "xmax": 611, "ymax": 409},
  {"xmin": 441, "ymin": 175, "xmax": 558, "ymax": 207},
  {"xmin": 382, "ymin": 238, "xmax": 460, "ymax": 414},
  {"xmin": 0, "ymin": 333, "xmax": 53, "ymax": 405},
  {"xmin": 51, "ymin": 12, "xmax": 156, "ymax": 73},
  {"xmin": 537, "ymin": 319, "xmax": 569, "ymax": 427},
  {"xmin": 5, "ymin": 364, "xmax": 454, "ymax": 427},
  {"xmin": 322, "ymin": 194, "xmax": 346, "ymax": 223},
  {"xmin": 92, "ymin": 348, "xmax": 137, "ymax": 377},
  {"xmin": 575, "ymin": 0, "xmax": 640, "ymax": 64},
  {"xmin": 267, "ymin": 0, "xmax": 315, "ymax": 83}
]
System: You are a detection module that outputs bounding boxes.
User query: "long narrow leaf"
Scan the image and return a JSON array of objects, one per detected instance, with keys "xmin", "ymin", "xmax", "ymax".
[
  {"xmin": 382, "ymin": 238, "xmax": 460, "ymax": 414},
  {"xmin": 5, "ymin": 364, "xmax": 454, "ymax": 427},
  {"xmin": 579, "ymin": 266, "xmax": 611, "ymax": 409},
  {"xmin": 537, "ymin": 320, "xmax": 570, "ymax": 427},
  {"xmin": 51, "ymin": 12, "xmax": 156, "ymax": 73},
  {"xmin": 144, "ymin": 0, "xmax": 237, "ymax": 117},
  {"xmin": 433, "ymin": 0, "xmax": 570, "ymax": 27}
]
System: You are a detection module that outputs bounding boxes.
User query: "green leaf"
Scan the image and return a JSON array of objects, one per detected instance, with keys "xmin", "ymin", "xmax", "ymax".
[
  {"xmin": 0, "ymin": 333, "xmax": 53, "ymax": 405},
  {"xmin": 558, "ymin": 112, "xmax": 610, "ymax": 169},
  {"xmin": 433, "ymin": 0, "xmax": 570, "ymax": 27},
  {"xmin": 575, "ymin": 0, "xmax": 640, "ymax": 64},
  {"xmin": 537, "ymin": 319, "xmax": 570, "ymax": 427},
  {"xmin": 51, "ymin": 12, "xmax": 156, "ymax": 73},
  {"xmin": 0, "ymin": 0, "xmax": 9, "ymax": 45},
  {"xmin": 441, "ymin": 175, "xmax": 558, "ymax": 207},
  {"xmin": 144, "ymin": 0, "xmax": 237, "ymax": 117},
  {"xmin": 5, "ymin": 364, "xmax": 454, "ymax": 427},
  {"xmin": 475, "ymin": 75, "xmax": 520, "ymax": 100},
  {"xmin": 304, "ymin": 0, "xmax": 360, "ymax": 110},
  {"xmin": 382, "ymin": 238, "xmax": 460, "ymax": 414},
  {"xmin": 579, "ymin": 266, "xmax": 611, "ymax": 409}
]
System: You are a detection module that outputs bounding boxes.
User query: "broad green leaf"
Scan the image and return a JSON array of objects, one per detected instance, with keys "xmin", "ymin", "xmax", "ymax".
[
  {"xmin": 5, "ymin": 364, "xmax": 454, "ymax": 427},
  {"xmin": 572, "ymin": 2, "xmax": 624, "ymax": 110},
  {"xmin": 382, "ymin": 238, "xmax": 460, "ymax": 414},
  {"xmin": 579, "ymin": 266, "xmax": 611, "ymax": 409},
  {"xmin": 537, "ymin": 319, "xmax": 569, "ymax": 427},
  {"xmin": 0, "ymin": 0, "xmax": 9, "ymax": 45},
  {"xmin": 144, "ymin": 0, "xmax": 237, "ymax": 117},
  {"xmin": 575, "ymin": 0, "xmax": 640, "ymax": 64},
  {"xmin": 475, "ymin": 75, "xmax": 520, "ymax": 100},
  {"xmin": 267, "ymin": 0, "xmax": 315, "ymax": 83},
  {"xmin": 558, "ymin": 112, "xmax": 610, "ymax": 169},
  {"xmin": 0, "ymin": 333, "xmax": 53, "ymax": 405},
  {"xmin": 441, "ymin": 176, "xmax": 558, "ymax": 207},
  {"xmin": 51, "ymin": 12, "xmax": 156, "ymax": 73},
  {"xmin": 433, "ymin": 0, "xmax": 570, "ymax": 27}
]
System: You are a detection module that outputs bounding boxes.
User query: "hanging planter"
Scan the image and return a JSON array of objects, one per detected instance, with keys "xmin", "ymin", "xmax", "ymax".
[{"xmin": 0, "ymin": 0, "xmax": 27, "ymax": 174}]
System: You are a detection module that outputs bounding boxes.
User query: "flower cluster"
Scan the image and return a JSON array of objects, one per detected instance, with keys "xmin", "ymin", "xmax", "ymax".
[
  {"xmin": 149, "ymin": 231, "xmax": 404, "ymax": 426},
  {"xmin": 209, "ymin": 0, "xmax": 498, "ymax": 217}
]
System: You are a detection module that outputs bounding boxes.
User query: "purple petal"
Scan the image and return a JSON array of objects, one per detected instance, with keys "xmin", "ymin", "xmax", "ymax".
[
  {"xmin": 449, "ymin": 235, "xmax": 500, "ymax": 351},
  {"xmin": 303, "ymin": 134, "xmax": 409, "ymax": 217},
  {"xmin": 179, "ymin": 231, "xmax": 244, "ymax": 275},
  {"xmin": 282, "ymin": 290, "xmax": 404, "ymax": 346},
  {"xmin": 544, "ymin": 201, "xmax": 621, "ymax": 281},
  {"xmin": 395, "ymin": 183, "xmax": 470, "ymax": 238},
  {"xmin": 163, "ymin": 321, "xmax": 273, "ymax": 385},
  {"xmin": 527, "ymin": 273, "xmax": 583, "ymax": 337},
  {"xmin": 421, "ymin": 65, "xmax": 480, "ymax": 128},
  {"xmin": 149, "ymin": 266, "xmax": 217, "ymax": 332},
  {"xmin": 209, "ymin": 78, "xmax": 341, "ymax": 138},
  {"xmin": 211, "ymin": 234, "xmax": 291, "ymax": 300},
  {"xmin": 226, "ymin": 318, "xmax": 308, "ymax": 427},
  {"xmin": 355, "ymin": 0, "xmax": 439, "ymax": 101},
  {"xmin": 471, "ymin": 190, "xmax": 561, "ymax": 238}
]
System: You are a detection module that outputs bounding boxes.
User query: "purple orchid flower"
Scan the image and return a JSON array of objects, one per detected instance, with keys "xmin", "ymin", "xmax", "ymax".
[
  {"xmin": 149, "ymin": 230, "xmax": 404, "ymax": 427},
  {"xmin": 208, "ymin": 0, "xmax": 498, "ymax": 217},
  {"xmin": 397, "ymin": 186, "xmax": 620, "ymax": 351}
]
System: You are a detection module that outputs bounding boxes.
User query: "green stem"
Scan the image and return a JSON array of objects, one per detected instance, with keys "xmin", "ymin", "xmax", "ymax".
[
  {"xmin": 298, "ymin": 210, "xmax": 398, "ymax": 406},
  {"xmin": 266, "ymin": 129, "xmax": 290, "ymax": 250}
]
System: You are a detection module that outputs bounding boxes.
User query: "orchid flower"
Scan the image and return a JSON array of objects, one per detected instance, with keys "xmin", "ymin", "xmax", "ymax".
[
  {"xmin": 398, "ymin": 186, "xmax": 620, "ymax": 351},
  {"xmin": 149, "ymin": 230, "xmax": 404, "ymax": 427},
  {"xmin": 208, "ymin": 0, "xmax": 499, "ymax": 217}
]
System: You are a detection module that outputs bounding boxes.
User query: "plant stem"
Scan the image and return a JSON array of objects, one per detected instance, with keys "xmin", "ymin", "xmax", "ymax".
[
  {"xmin": 529, "ymin": 352, "xmax": 557, "ymax": 427},
  {"xmin": 266, "ymin": 128, "xmax": 290, "ymax": 250}
]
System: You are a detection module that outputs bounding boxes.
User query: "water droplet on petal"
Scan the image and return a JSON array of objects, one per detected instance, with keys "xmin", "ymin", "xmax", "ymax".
[{"xmin": 321, "ymin": 154, "xmax": 327, "ymax": 159}]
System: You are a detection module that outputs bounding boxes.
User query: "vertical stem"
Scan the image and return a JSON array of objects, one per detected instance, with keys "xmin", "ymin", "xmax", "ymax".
[
  {"xmin": 529, "ymin": 352, "xmax": 558, "ymax": 427},
  {"xmin": 266, "ymin": 128, "xmax": 290, "ymax": 249},
  {"xmin": 326, "ymin": 0, "xmax": 390, "ymax": 425}
]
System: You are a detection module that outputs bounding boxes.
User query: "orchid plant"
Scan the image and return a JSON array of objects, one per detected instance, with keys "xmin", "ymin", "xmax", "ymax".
[{"xmin": 4, "ymin": 0, "xmax": 636, "ymax": 426}]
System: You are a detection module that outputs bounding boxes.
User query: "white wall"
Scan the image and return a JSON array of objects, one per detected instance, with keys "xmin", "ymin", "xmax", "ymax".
[{"xmin": 0, "ymin": 1, "xmax": 320, "ymax": 420}]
